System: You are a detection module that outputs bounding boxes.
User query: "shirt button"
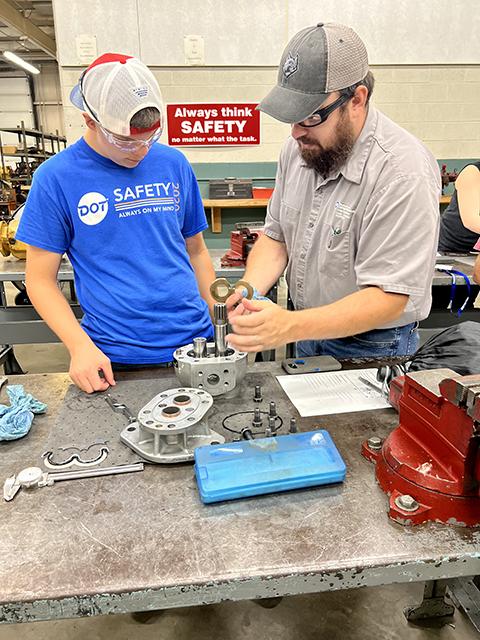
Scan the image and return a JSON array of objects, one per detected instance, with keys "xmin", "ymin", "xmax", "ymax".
[
  {"xmin": 308, "ymin": 222, "xmax": 314, "ymax": 228},
  {"xmin": 300, "ymin": 254, "xmax": 306, "ymax": 259},
  {"xmin": 298, "ymin": 283, "xmax": 303, "ymax": 288}
]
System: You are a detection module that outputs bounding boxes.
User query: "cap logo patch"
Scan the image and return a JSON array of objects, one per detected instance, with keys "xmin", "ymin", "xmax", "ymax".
[
  {"xmin": 283, "ymin": 52, "xmax": 298, "ymax": 79},
  {"xmin": 132, "ymin": 85, "xmax": 149, "ymax": 98}
]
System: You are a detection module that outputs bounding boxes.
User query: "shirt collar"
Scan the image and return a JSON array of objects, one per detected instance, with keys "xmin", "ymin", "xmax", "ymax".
[{"xmin": 341, "ymin": 106, "xmax": 378, "ymax": 184}]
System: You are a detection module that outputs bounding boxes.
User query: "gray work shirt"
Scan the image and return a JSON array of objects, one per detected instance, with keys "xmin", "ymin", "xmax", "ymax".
[{"xmin": 264, "ymin": 106, "xmax": 441, "ymax": 328}]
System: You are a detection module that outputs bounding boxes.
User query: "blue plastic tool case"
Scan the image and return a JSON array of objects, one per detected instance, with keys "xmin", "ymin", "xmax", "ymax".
[{"xmin": 194, "ymin": 430, "xmax": 346, "ymax": 504}]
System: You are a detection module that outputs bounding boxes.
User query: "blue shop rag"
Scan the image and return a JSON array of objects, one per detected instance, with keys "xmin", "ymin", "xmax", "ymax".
[
  {"xmin": 0, "ymin": 385, "xmax": 47, "ymax": 441},
  {"xmin": 241, "ymin": 287, "xmax": 272, "ymax": 303}
]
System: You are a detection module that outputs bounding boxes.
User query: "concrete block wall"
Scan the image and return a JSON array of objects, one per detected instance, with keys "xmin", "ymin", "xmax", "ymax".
[{"xmin": 59, "ymin": 64, "xmax": 479, "ymax": 163}]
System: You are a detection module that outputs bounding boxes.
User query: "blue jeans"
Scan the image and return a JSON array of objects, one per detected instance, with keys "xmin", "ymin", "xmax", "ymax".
[{"xmin": 296, "ymin": 323, "xmax": 419, "ymax": 359}]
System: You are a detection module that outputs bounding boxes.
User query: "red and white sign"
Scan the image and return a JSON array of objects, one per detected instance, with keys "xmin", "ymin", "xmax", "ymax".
[{"xmin": 166, "ymin": 103, "xmax": 260, "ymax": 147}]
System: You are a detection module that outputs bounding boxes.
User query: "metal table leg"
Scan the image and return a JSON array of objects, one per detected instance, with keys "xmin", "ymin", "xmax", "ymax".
[
  {"xmin": 404, "ymin": 580, "xmax": 455, "ymax": 622},
  {"xmin": 448, "ymin": 577, "xmax": 480, "ymax": 632},
  {"xmin": 0, "ymin": 345, "xmax": 25, "ymax": 375}
]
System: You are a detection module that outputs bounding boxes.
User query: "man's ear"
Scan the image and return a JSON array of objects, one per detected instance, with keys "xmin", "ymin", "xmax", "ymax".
[
  {"xmin": 82, "ymin": 112, "xmax": 97, "ymax": 131},
  {"xmin": 350, "ymin": 85, "xmax": 369, "ymax": 112}
]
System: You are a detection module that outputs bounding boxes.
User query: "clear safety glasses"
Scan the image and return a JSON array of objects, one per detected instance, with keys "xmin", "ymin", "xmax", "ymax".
[{"xmin": 98, "ymin": 124, "xmax": 162, "ymax": 152}]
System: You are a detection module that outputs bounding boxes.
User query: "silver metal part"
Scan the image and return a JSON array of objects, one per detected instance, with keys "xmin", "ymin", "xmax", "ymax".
[
  {"xmin": 269, "ymin": 401, "xmax": 277, "ymax": 417},
  {"xmin": 42, "ymin": 445, "xmax": 109, "ymax": 470},
  {"xmin": 3, "ymin": 463, "xmax": 144, "ymax": 502},
  {"xmin": 120, "ymin": 388, "xmax": 224, "ymax": 464},
  {"xmin": 252, "ymin": 407, "xmax": 263, "ymax": 428},
  {"xmin": 174, "ymin": 341, "xmax": 247, "ymax": 397},
  {"xmin": 214, "ymin": 303, "xmax": 227, "ymax": 357},
  {"xmin": 105, "ymin": 394, "xmax": 136, "ymax": 424},
  {"xmin": 289, "ymin": 418, "xmax": 297, "ymax": 434},
  {"xmin": 395, "ymin": 494, "xmax": 419, "ymax": 512},
  {"xmin": 367, "ymin": 436, "xmax": 383, "ymax": 451},
  {"xmin": 268, "ymin": 416, "xmax": 276, "ymax": 431},
  {"xmin": 253, "ymin": 385, "xmax": 263, "ymax": 403},
  {"xmin": 193, "ymin": 337, "xmax": 207, "ymax": 359}
]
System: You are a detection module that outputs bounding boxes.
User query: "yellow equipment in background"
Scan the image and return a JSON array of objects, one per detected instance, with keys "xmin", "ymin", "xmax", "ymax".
[{"xmin": 0, "ymin": 205, "xmax": 27, "ymax": 260}]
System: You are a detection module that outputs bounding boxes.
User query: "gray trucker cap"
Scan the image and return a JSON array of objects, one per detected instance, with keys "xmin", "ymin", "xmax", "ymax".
[{"xmin": 258, "ymin": 22, "xmax": 369, "ymax": 123}]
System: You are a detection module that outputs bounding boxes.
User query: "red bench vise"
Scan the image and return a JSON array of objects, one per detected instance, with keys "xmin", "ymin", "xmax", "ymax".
[
  {"xmin": 220, "ymin": 222, "xmax": 264, "ymax": 267},
  {"xmin": 362, "ymin": 368, "xmax": 480, "ymax": 527}
]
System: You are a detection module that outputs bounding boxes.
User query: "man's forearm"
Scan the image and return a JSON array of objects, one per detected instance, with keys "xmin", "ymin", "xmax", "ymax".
[
  {"xmin": 474, "ymin": 256, "xmax": 480, "ymax": 285},
  {"xmin": 291, "ymin": 287, "xmax": 409, "ymax": 342},
  {"xmin": 26, "ymin": 279, "xmax": 93, "ymax": 354},
  {"xmin": 243, "ymin": 235, "xmax": 288, "ymax": 294}
]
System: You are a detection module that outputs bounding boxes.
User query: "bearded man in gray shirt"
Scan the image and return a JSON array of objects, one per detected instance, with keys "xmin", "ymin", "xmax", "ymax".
[{"xmin": 227, "ymin": 22, "xmax": 441, "ymax": 359}]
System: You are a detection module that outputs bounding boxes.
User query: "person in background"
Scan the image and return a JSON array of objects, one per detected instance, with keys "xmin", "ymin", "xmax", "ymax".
[
  {"xmin": 226, "ymin": 22, "xmax": 440, "ymax": 359},
  {"xmin": 16, "ymin": 53, "xmax": 215, "ymax": 393},
  {"xmin": 438, "ymin": 162, "xmax": 480, "ymax": 253}
]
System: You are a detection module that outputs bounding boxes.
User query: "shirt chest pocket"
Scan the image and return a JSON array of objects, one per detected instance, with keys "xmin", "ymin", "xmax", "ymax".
[{"xmin": 319, "ymin": 206, "xmax": 355, "ymax": 279}]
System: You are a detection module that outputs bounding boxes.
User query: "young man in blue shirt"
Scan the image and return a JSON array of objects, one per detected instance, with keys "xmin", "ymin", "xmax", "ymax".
[{"xmin": 17, "ymin": 53, "xmax": 215, "ymax": 393}]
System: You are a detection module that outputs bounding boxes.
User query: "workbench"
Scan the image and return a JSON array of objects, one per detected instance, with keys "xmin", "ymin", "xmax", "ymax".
[
  {"xmin": 203, "ymin": 198, "xmax": 270, "ymax": 233},
  {"xmin": 204, "ymin": 196, "xmax": 453, "ymax": 233},
  {"xmin": 1, "ymin": 364, "xmax": 479, "ymax": 625}
]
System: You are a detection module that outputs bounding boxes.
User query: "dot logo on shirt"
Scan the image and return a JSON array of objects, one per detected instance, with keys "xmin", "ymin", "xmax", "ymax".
[{"xmin": 77, "ymin": 192, "xmax": 109, "ymax": 226}]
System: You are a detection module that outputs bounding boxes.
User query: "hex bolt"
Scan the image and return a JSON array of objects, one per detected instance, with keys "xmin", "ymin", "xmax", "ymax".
[
  {"xmin": 241, "ymin": 427, "xmax": 255, "ymax": 441},
  {"xmin": 269, "ymin": 401, "xmax": 277, "ymax": 417},
  {"xmin": 394, "ymin": 494, "xmax": 419, "ymax": 512},
  {"xmin": 367, "ymin": 436, "xmax": 383, "ymax": 451},
  {"xmin": 268, "ymin": 416, "xmax": 276, "ymax": 431},
  {"xmin": 252, "ymin": 407, "xmax": 263, "ymax": 428},
  {"xmin": 289, "ymin": 418, "xmax": 297, "ymax": 434},
  {"xmin": 253, "ymin": 385, "xmax": 263, "ymax": 403}
]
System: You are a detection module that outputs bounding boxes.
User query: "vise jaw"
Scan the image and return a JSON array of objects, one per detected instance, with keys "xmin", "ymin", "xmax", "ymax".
[{"xmin": 439, "ymin": 373, "xmax": 480, "ymax": 423}]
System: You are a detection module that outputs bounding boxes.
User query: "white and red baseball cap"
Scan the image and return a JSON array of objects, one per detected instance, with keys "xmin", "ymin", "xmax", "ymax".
[{"xmin": 70, "ymin": 53, "xmax": 164, "ymax": 136}]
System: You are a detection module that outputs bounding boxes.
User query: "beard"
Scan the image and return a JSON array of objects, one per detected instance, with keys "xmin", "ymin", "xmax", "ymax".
[{"xmin": 298, "ymin": 110, "xmax": 355, "ymax": 179}]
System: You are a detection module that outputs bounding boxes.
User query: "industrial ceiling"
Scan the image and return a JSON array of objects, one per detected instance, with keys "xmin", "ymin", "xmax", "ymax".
[{"xmin": 0, "ymin": 0, "xmax": 56, "ymax": 74}]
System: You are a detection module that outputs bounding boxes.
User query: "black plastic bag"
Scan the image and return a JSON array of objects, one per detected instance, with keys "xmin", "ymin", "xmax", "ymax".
[{"xmin": 409, "ymin": 321, "xmax": 480, "ymax": 376}]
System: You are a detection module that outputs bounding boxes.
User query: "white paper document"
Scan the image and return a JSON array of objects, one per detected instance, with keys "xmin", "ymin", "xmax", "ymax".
[{"xmin": 276, "ymin": 368, "xmax": 392, "ymax": 417}]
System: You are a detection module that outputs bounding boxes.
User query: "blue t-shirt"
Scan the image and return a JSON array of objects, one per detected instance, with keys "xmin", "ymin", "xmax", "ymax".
[{"xmin": 17, "ymin": 138, "xmax": 213, "ymax": 363}]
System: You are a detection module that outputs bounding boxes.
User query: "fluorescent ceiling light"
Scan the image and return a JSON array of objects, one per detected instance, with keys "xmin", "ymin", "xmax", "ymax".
[{"xmin": 3, "ymin": 51, "xmax": 40, "ymax": 75}]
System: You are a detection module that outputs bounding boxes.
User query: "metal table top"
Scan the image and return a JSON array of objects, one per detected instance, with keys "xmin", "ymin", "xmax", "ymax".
[
  {"xmin": 0, "ymin": 253, "xmax": 475, "ymax": 284},
  {"xmin": 0, "ymin": 250, "xmax": 241, "ymax": 282},
  {"xmin": 1, "ymin": 364, "xmax": 479, "ymax": 623},
  {"xmin": 0, "ymin": 257, "xmax": 74, "ymax": 282}
]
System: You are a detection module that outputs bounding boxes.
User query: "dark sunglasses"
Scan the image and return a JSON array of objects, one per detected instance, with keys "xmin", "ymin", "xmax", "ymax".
[{"xmin": 296, "ymin": 92, "xmax": 352, "ymax": 128}]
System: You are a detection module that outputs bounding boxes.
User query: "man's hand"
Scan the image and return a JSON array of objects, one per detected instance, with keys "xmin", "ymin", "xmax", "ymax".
[
  {"xmin": 227, "ymin": 298, "xmax": 296, "ymax": 352},
  {"xmin": 69, "ymin": 342, "xmax": 116, "ymax": 393}
]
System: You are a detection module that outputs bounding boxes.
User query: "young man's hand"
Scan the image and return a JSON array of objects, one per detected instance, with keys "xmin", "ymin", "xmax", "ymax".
[{"xmin": 69, "ymin": 342, "xmax": 116, "ymax": 393}]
